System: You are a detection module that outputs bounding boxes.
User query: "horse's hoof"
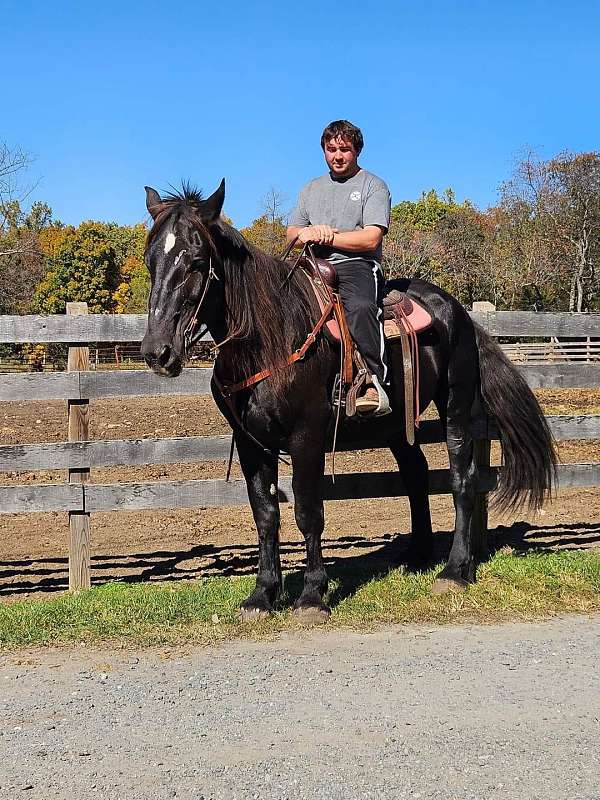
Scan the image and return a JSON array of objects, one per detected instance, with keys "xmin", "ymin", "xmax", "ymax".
[
  {"xmin": 293, "ymin": 606, "xmax": 331, "ymax": 626},
  {"xmin": 239, "ymin": 607, "xmax": 271, "ymax": 622},
  {"xmin": 403, "ymin": 552, "xmax": 429, "ymax": 571},
  {"xmin": 431, "ymin": 577, "xmax": 469, "ymax": 595}
]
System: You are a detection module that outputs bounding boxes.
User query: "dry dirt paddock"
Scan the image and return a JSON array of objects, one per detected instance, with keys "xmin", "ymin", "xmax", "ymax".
[{"xmin": 1, "ymin": 389, "xmax": 599, "ymax": 600}]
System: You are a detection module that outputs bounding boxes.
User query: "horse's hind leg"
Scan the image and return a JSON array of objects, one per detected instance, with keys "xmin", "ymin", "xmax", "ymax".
[
  {"xmin": 388, "ymin": 433, "xmax": 433, "ymax": 567},
  {"xmin": 433, "ymin": 382, "xmax": 478, "ymax": 593},
  {"xmin": 289, "ymin": 439, "xmax": 330, "ymax": 624},
  {"xmin": 235, "ymin": 437, "xmax": 282, "ymax": 619}
]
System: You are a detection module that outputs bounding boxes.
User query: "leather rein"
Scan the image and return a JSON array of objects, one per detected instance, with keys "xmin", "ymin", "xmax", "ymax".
[{"xmin": 216, "ymin": 297, "xmax": 333, "ymax": 398}]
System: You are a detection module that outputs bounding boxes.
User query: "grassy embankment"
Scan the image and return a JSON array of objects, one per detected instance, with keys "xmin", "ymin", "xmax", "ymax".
[{"xmin": 1, "ymin": 549, "xmax": 600, "ymax": 648}]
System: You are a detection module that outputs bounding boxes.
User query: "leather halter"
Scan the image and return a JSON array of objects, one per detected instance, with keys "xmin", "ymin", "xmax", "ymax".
[{"xmin": 182, "ymin": 256, "xmax": 218, "ymax": 354}]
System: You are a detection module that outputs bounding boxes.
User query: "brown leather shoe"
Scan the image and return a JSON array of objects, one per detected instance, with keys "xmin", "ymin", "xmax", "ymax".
[{"xmin": 355, "ymin": 387, "xmax": 380, "ymax": 414}]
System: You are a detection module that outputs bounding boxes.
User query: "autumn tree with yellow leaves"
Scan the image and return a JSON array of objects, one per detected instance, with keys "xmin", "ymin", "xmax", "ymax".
[{"xmin": 34, "ymin": 221, "xmax": 147, "ymax": 314}]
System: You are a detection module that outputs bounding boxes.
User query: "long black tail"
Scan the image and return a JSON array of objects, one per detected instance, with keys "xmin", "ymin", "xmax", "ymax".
[{"xmin": 474, "ymin": 322, "xmax": 557, "ymax": 512}]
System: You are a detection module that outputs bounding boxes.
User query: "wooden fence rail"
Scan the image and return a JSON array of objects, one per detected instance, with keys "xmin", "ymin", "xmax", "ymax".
[
  {"xmin": 2, "ymin": 464, "xmax": 599, "ymax": 516},
  {"xmin": 1, "ymin": 362, "xmax": 599, "ymax": 402},
  {"xmin": 2, "ymin": 311, "xmax": 600, "ymax": 342},
  {"xmin": 1, "ymin": 308, "xmax": 600, "ymax": 590},
  {"xmin": 0, "ymin": 416, "xmax": 598, "ymax": 473}
]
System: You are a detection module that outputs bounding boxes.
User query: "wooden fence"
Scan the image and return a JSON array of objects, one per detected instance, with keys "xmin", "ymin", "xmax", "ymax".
[
  {"xmin": 502, "ymin": 338, "xmax": 600, "ymax": 363},
  {"xmin": 1, "ymin": 306, "xmax": 599, "ymax": 590},
  {"xmin": 4, "ymin": 338, "xmax": 597, "ymax": 373}
]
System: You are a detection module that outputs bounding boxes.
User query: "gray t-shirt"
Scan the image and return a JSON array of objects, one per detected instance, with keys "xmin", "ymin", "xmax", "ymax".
[{"xmin": 289, "ymin": 168, "xmax": 391, "ymax": 263}]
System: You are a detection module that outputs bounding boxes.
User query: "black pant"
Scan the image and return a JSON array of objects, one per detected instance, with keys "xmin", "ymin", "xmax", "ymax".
[{"xmin": 336, "ymin": 259, "xmax": 388, "ymax": 386}]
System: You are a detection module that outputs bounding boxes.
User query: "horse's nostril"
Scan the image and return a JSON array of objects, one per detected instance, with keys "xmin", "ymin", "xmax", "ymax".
[{"xmin": 157, "ymin": 345, "xmax": 171, "ymax": 366}]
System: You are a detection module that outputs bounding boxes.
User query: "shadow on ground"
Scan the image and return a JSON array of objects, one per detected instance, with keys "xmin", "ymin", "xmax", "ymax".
[{"xmin": 1, "ymin": 520, "xmax": 599, "ymax": 601}]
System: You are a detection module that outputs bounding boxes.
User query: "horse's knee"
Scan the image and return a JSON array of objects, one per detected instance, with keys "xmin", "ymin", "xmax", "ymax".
[
  {"xmin": 448, "ymin": 461, "xmax": 478, "ymax": 498},
  {"xmin": 294, "ymin": 504, "xmax": 324, "ymax": 537}
]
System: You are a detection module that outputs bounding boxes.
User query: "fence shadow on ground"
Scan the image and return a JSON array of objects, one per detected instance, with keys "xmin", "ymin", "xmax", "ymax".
[{"xmin": 1, "ymin": 520, "xmax": 599, "ymax": 601}]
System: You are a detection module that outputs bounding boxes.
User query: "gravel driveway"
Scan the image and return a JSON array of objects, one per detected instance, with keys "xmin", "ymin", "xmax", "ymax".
[{"xmin": 1, "ymin": 617, "xmax": 599, "ymax": 799}]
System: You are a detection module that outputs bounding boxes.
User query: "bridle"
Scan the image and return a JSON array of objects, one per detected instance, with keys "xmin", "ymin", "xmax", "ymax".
[{"xmin": 182, "ymin": 255, "xmax": 219, "ymax": 355}]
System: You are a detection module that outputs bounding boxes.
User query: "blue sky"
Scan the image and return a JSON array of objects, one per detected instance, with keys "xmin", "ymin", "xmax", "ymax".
[{"xmin": 3, "ymin": 0, "xmax": 599, "ymax": 228}]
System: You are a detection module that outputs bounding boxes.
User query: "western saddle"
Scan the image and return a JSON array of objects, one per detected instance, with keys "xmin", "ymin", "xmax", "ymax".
[{"xmin": 297, "ymin": 247, "xmax": 433, "ymax": 445}]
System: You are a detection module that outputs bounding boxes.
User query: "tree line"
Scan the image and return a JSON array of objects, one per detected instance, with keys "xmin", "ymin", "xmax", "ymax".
[
  {"xmin": 1, "ymin": 144, "xmax": 599, "ymax": 321},
  {"xmin": 245, "ymin": 153, "xmax": 600, "ymax": 313}
]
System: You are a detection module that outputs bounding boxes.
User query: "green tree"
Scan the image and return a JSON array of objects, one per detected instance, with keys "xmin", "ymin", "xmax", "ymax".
[
  {"xmin": 35, "ymin": 221, "xmax": 149, "ymax": 314},
  {"xmin": 241, "ymin": 213, "xmax": 287, "ymax": 255},
  {"xmin": 384, "ymin": 189, "xmax": 475, "ymax": 290},
  {"xmin": 108, "ymin": 224, "xmax": 148, "ymax": 312},
  {"xmin": 0, "ymin": 201, "xmax": 53, "ymax": 313},
  {"xmin": 121, "ymin": 254, "xmax": 151, "ymax": 313},
  {"xmin": 391, "ymin": 188, "xmax": 457, "ymax": 231},
  {"xmin": 433, "ymin": 204, "xmax": 492, "ymax": 306},
  {"xmin": 500, "ymin": 151, "xmax": 600, "ymax": 311}
]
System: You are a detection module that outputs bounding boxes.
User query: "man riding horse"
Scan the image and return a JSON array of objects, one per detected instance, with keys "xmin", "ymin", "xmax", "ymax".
[
  {"xmin": 142, "ymin": 151, "xmax": 555, "ymax": 620},
  {"xmin": 287, "ymin": 120, "xmax": 392, "ymax": 415}
]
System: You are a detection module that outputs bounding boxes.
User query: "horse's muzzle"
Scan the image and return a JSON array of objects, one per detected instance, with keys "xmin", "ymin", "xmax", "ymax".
[{"xmin": 141, "ymin": 337, "xmax": 183, "ymax": 377}]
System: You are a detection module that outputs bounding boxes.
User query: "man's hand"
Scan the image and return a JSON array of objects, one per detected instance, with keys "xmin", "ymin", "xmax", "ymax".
[{"xmin": 297, "ymin": 225, "xmax": 338, "ymax": 246}]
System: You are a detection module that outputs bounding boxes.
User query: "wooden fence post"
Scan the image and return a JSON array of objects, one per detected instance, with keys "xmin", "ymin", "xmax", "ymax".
[{"xmin": 67, "ymin": 302, "xmax": 91, "ymax": 590}]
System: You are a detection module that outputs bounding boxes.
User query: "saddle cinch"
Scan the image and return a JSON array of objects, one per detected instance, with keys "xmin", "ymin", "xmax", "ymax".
[{"xmin": 298, "ymin": 249, "xmax": 433, "ymax": 445}]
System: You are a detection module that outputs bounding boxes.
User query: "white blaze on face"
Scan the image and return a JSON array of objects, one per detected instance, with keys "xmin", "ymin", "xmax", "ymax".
[{"xmin": 164, "ymin": 232, "xmax": 176, "ymax": 254}]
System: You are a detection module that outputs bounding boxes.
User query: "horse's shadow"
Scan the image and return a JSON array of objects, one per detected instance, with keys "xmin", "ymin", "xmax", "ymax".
[{"xmin": 2, "ymin": 520, "xmax": 598, "ymax": 603}]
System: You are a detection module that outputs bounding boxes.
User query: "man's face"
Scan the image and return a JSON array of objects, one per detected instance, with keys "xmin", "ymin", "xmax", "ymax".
[{"xmin": 323, "ymin": 136, "xmax": 359, "ymax": 178}]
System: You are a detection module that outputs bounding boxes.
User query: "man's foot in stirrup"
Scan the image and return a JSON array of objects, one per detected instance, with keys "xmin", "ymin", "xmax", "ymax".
[{"xmin": 355, "ymin": 376, "xmax": 391, "ymax": 416}]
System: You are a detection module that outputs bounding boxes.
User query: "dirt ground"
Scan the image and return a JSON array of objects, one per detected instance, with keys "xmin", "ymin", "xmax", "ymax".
[
  {"xmin": 3, "ymin": 618, "xmax": 600, "ymax": 799},
  {"xmin": 1, "ymin": 389, "xmax": 599, "ymax": 600}
]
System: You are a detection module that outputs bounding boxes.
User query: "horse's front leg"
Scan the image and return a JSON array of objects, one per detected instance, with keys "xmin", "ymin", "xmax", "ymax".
[
  {"xmin": 289, "ymin": 435, "xmax": 330, "ymax": 624},
  {"xmin": 235, "ymin": 436, "xmax": 282, "ymax": 620}
]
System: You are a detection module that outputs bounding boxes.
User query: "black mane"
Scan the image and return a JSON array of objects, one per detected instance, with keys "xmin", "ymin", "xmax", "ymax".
[
  {"xmin": 211, "ymin": 219, "xmax": 320, "ymax": 397},
  {"xmin": 163, "ymin": 183, "xmax": 204, "ymax": 207}
]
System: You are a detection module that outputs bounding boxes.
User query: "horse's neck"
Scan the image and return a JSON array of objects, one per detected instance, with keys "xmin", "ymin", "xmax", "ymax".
[
  {"xmin": 208, "ymin": 266, "xmax": 249, "ymax": 377},
  {"xmin": 209, "ymin": 243, "xmax": 319, "ymax": 388}
]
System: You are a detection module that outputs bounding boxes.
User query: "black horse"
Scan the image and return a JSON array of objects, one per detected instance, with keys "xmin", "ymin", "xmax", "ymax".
[{"xmin": 141, "ymin": 182, "xmax": 556, "ymax": 622}]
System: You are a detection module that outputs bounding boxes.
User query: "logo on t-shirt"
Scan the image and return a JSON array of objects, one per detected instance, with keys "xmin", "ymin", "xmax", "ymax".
[{"xmin": 350, "ymin": 191, "xmax": 361, "ymax": 202}]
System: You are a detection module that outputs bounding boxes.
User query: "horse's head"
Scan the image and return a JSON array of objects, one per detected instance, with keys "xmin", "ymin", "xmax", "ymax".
[{"xmin": 141, "ymin": 181, "xmax": 225, "ymax": 376}]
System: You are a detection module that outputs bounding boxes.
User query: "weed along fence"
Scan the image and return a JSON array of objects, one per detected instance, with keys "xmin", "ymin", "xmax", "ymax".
[{"xmin": 1, "ymin": 303, "xmax": 600, "ymax": 591}]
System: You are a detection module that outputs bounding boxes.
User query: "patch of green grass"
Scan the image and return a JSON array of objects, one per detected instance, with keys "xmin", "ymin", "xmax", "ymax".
[
  {"xmin": 333, "ymin": 549, "xmax": 600, "ymax": 626},
  {"xmin": 2, "ymin": 550, "xmax": 600, "ymax": 649}
]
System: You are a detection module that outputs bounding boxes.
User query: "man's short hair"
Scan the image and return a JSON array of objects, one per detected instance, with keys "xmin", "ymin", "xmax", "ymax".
[{"xmin": 320, "ymin": 120, "xmax": 364, "ymax": 154}]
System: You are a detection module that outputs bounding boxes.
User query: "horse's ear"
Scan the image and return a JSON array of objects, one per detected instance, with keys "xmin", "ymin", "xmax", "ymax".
[
  {"xmin": 145, "ymin": 186, "xmax": 163, "ymax": 219},
  {"xmin": 199, "ymin": 179, "xmax": 225, "ymax": 222}
]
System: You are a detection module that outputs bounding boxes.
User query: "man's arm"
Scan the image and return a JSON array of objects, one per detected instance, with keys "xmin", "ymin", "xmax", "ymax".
[
  {"xmin": 330, "ymin": 226, "xmax": 384, "ymax": 253},
  {"xmin": 288, "ymin": 185, "xmax": 321, "ymax": 243},
  {"xmin": 286, "ymin": 224, "xmax": 305, "ymax": 244},
  {"xmin": 287, "ymin": 224, "xmax": 383, "ymax": 252}
]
